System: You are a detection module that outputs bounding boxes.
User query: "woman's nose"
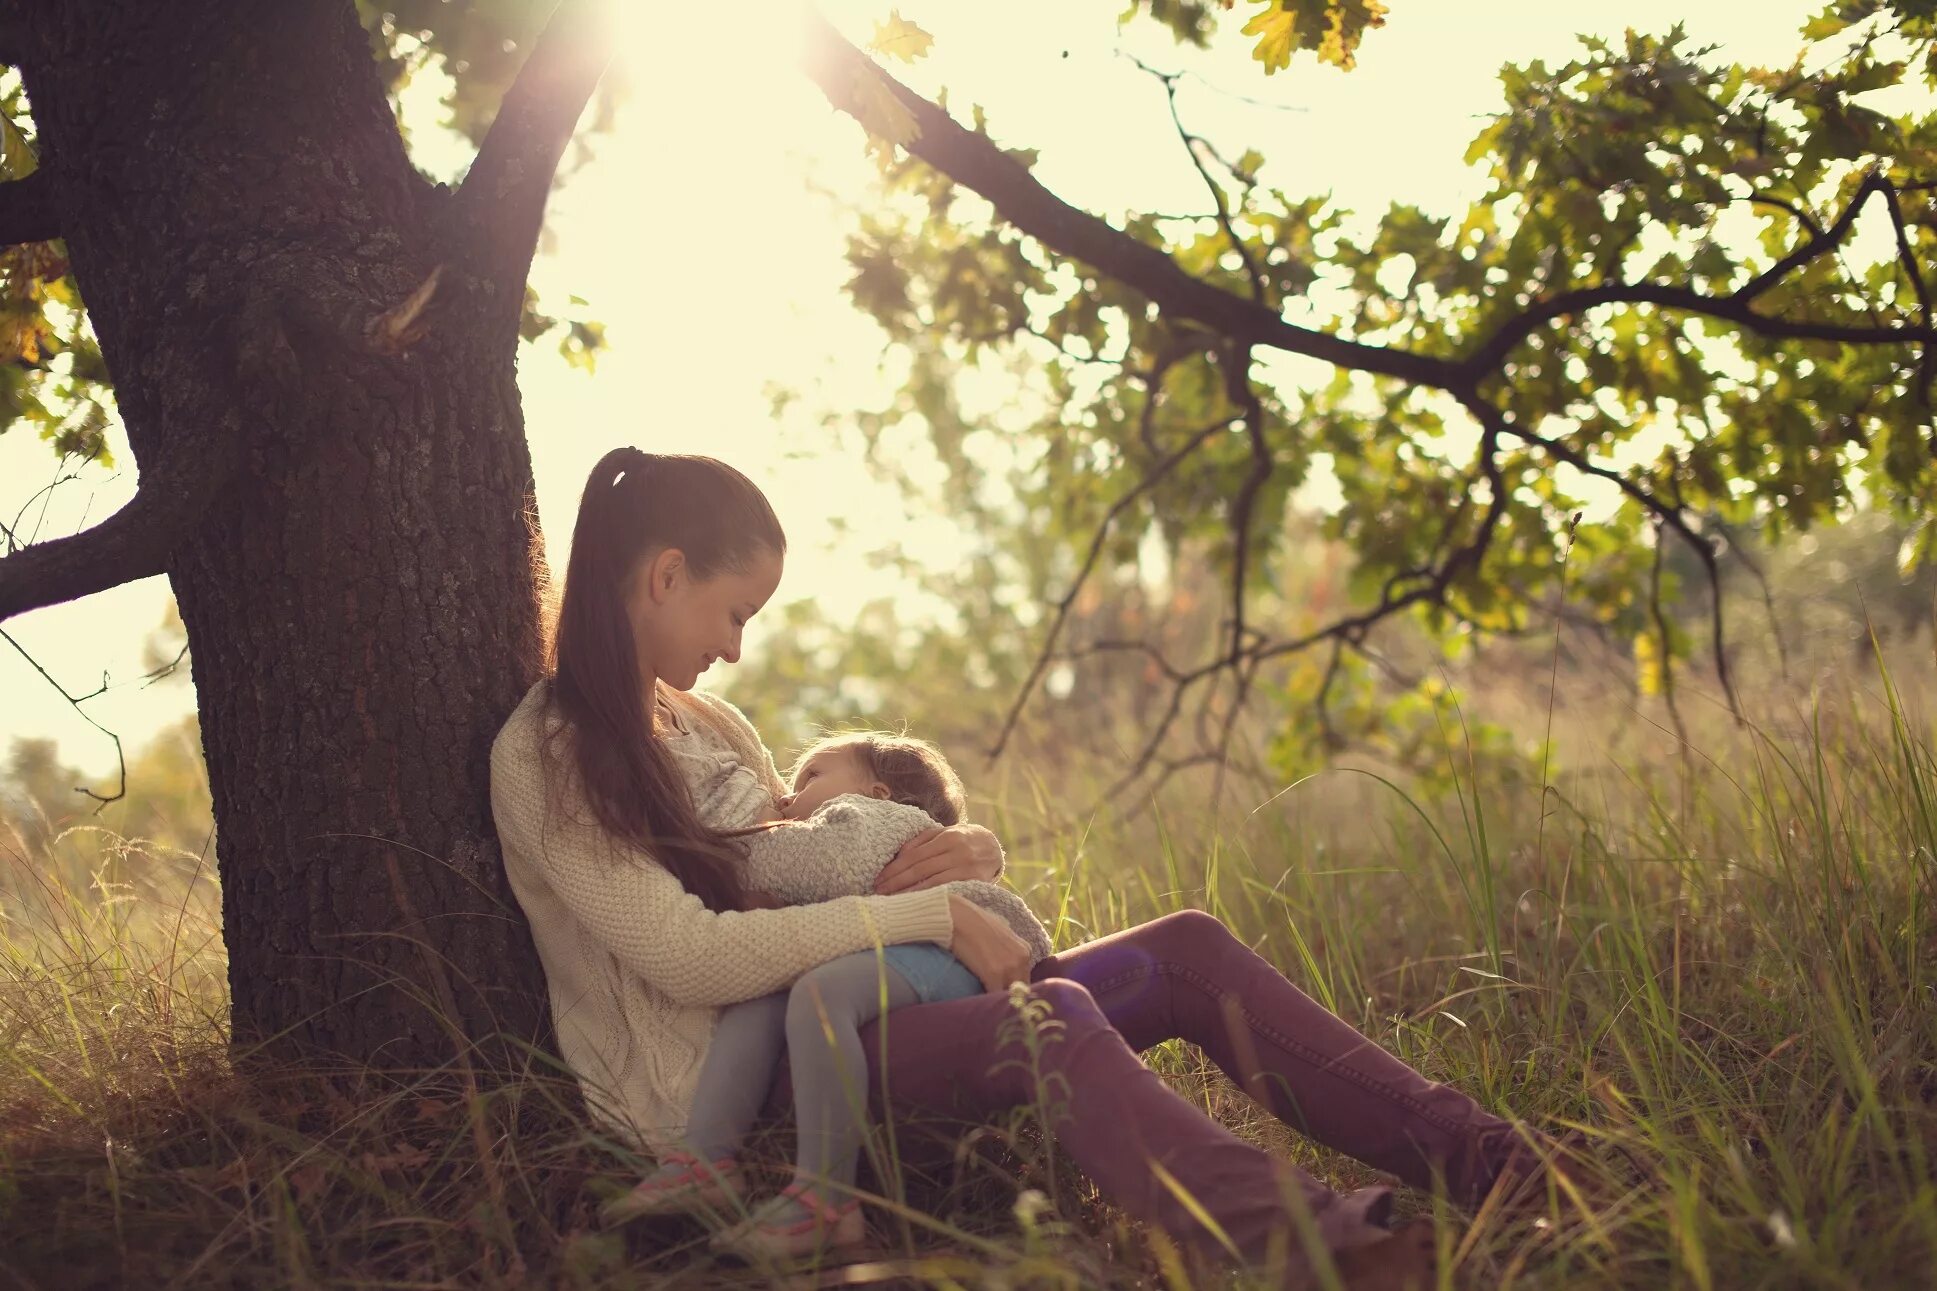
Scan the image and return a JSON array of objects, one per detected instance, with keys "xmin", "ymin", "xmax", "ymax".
[{"xmin": 722, "ymin": 628, "xmax": 742, "ymax": 665}]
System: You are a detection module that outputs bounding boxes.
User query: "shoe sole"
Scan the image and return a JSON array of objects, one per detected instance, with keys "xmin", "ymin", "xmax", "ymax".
[
  {"xmin": 711, "ymin": 1211, "xmax": 867, "ymax": 1262},
  {"xmin": 600, "ymin": 1182, "xmax": 740, "ymax": 1226}
]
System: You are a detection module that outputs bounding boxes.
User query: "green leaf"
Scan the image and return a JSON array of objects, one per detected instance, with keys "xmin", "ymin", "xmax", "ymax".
[
  {"xmin": 0, "ymin": 106, "xmax": 37, "ymax": 181},
  {"xmin": 1801, "ymin": 7, "xmax": 1854, "ymax": 42}
]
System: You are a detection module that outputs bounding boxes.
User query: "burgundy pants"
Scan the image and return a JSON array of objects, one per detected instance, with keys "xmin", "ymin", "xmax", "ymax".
[{"xmin": 773, "ymin": 909, "xmax": 1523, "ymax": 1262}]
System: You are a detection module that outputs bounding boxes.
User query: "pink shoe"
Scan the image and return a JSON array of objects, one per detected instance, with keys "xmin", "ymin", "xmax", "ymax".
[
  {"xmin": 600, "ymin": 1150, "xmax": 744, "ymax": 1225},
  {"xmin": 711, "ymin": 1181, "xmax": 866, "ymax": 1262}
]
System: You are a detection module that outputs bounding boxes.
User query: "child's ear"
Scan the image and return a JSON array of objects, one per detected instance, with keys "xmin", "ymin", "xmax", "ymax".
[{"xmin": 867, "ymin": 782, "xmax": 892, "ymax": 801}]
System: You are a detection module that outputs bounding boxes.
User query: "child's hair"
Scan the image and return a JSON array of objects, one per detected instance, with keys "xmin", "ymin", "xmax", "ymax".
[{"xmin": 803, "ymin": 732, "xmax": 966, "ymax": 826}]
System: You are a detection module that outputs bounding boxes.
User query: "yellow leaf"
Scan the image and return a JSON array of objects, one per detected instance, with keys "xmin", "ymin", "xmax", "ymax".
[
  {"xmin": 1318, "ymin": 5, "xmax": 1353, "ymax": 70},
  {"xmin": 0, "ymin": 108, "xmax": 37, "ymax": 181},
  {"xmin": 869, "ymin": 10, "xmax": 934, "ymax": 63},
  {"xmin": 851, "ymin": 66, "xmax": 920, "ymax": 173},
  {"xmin": 1634, "ymin": 631, "xmax": 1662, "ymax": 698},
  {"xmin": 1242, "ymin": 2, "xmax": 1297, "ymax": 75}
]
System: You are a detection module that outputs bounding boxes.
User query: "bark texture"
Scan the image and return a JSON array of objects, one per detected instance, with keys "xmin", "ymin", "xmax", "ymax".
[{"xmin": 14, "ymin": 1, "xmax": 556, "ymax": 1071}]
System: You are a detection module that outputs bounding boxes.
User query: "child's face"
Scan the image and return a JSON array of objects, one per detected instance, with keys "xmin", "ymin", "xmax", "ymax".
[{"xmin": 781, "ymin": 746, "xmax": 886, "ymax": 820}]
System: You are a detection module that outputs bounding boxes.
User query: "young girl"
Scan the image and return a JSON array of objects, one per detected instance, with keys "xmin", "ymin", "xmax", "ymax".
[{"xmin": 602, "ymin": 731, "xmax": 1052, "ymax": 1259}]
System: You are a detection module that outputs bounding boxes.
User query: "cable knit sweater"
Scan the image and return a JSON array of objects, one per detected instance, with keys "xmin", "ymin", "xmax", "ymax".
[
  {"xmin": 744, "ymin": 797, "xmax": 1052, "ymax": 964},
  {"xmin": 489, "ymin": 679, "xmax": 956, "ymax": 1150}
]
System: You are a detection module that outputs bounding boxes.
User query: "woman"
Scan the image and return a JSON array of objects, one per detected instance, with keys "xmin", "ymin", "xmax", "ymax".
[{"xmin": 490, "ymin": 449, "xmax": 1562, "ymax": 1287}]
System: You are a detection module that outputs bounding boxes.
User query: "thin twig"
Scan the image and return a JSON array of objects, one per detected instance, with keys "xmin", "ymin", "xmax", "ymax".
[
  {"xmin": 987, "ymin": 415, "xmax": 1237, "ymax": 762},
  {"xmin": 0, "ymin": 626, "xmax": 125, "ymax": 806}
]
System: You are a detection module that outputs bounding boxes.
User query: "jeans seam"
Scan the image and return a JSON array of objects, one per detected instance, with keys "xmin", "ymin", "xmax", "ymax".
[{"xmin": 1083, "ymin": 959, "xmax": 1473, "ymax": 1140}]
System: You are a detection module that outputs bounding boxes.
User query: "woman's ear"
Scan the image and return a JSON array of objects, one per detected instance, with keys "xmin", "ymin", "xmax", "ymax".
[{"xmin": 647, "ymin": 548, "xmax": 687, "ymax": 603}]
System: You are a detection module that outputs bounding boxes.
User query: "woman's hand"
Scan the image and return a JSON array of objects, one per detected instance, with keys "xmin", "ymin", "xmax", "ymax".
[
  {"xmin": 946, "ymin": 895, "xmax": 1032, "ymax": 994},
  {"xmin": 875, "ymin": 823, "xmax": 1005, "ymax": 894}
]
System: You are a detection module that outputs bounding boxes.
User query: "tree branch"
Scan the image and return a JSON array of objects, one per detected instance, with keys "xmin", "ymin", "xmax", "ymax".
[
  {"xmin": 0, "ymin": 460, "xmax": 232, "ymax": 623},
  {"xmin": 1086, "ymin": 398, "xmax": 1516, "ymax": 803},
  {"xmin": 0, "ymin": 171, "xmax": 58, "ymax": 246},
  {"xmin": 1496, "ymin": 421, "xmax": 1742, "ymax": 717},
  {"xmin": 1458, "ymin": 280, "xmax": 1936, "ymax": 385},
  {"xmin": 809, "ymin": 18, "xmax": 1934, "ymax": 424},
  {"xmin": 1130, "ymin": 52, "xmax": 1268, "ymax": 306},
  {"xmin": 1220, "ymin": 346, "xmax": 1272, "ymax": 665},
  {"xmin": 1645, "ymin": 520, "xmax": 1691, "ymax": 750},
  {"xmin": 801, "ymin": 13, "xmax": 1458, "ymax": 388},
  {"xmin": 450, "ymin": 0, "xmax": 615, "ymax": 305},
  {"xmin": 986, "ymin": 414, "xmax": 1236, "ymax": 762},
  {"xmin": 1735, "ymin": 170, "xmax": 1888, "ymax": 303},
  {"xmin": 1877, "ymin": 177, "xmax": 1936, "ymax": 410},
  {"xmin": 1744, "ymin": 191, "xmax": 1825, "ymax": 240},
  {"xmin": 0, "ymin": 627, "xmax": 126, "ymax": 807},
  {"xmin": 1458, "ymin": 172, "xmax": 1937, "ymax": 383}
]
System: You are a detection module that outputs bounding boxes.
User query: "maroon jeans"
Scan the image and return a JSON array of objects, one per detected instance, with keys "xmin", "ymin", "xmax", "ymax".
[{"xmin": 801, "ymin": 909, "xmax": 1524, "ymax": 1262}]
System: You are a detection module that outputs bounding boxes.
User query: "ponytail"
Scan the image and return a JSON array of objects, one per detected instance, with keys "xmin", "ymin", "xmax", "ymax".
[{"xmin": 543, "ymin": 448, "xmax": 785, "ymax": 913}]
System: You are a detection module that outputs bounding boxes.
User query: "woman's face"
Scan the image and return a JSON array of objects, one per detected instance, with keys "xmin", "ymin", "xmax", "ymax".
[{"xmin": 624, "ymin": 544, "xmax": 783, "ymax": 691}]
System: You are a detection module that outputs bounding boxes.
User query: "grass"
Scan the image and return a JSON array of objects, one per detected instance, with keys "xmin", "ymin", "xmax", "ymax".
[{"xmin": 2, "ymin": 644, "xmax": 1934, "ymax": 1289}]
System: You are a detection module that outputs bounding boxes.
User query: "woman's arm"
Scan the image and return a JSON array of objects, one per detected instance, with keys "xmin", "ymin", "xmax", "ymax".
[
  {"xmin": 491, "ymin": 735, "xmax": 954, "ymax": 1008},
  {"xmin": 874, "ymin": 823, "xmax": 1005, "ymax": 894},
  {"xmin": 741, "ymin": 799, "xmax": 933, "ymax": 905},
  {"xmin": 947, "ymin": 894, "xmax": 1034, "ymax": 993}
]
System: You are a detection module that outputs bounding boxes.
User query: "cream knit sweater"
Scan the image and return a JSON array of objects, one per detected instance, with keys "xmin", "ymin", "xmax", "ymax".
[{"xmin": 489, "ymin": 679, "xmax": 956, "ymax": 1150}]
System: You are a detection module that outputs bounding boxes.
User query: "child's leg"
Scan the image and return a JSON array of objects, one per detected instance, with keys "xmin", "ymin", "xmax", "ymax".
[
  {"xmin": 672, "ymin": 991, "xmax": 789, "ymax": 1163},
  {"xmin": 785, "ymin": 951, "xmax": 918, "ymax": 1204},
  {"xmin": 607, "ymin": 992, "xmax": 789, "ymax": 1222}
]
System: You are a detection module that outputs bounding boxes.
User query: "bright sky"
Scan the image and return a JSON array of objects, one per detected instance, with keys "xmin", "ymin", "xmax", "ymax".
[{"xmin": 0, "ymin": 1, "xmax": 1869, "ymax": 777}]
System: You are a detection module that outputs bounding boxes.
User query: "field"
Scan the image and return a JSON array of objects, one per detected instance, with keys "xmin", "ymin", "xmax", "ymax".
[{"xmin": 3, "ymin": 642, "xmax": 1934, "ymax": 1290}]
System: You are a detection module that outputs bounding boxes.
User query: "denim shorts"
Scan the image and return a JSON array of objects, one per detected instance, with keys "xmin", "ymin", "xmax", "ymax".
[{"xmin": 882, "ymin": 943, "xmax": 982, "ymax": 1004}]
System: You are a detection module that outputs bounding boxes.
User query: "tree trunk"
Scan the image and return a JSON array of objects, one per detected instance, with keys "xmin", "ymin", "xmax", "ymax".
[{"xmin": 15, "ymin": 2, "xmax": 555, "ymax": 1071}]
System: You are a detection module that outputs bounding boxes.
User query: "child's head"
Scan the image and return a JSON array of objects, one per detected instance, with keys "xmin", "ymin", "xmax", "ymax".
[{"xmin": 783, "ymin": 733, "xmax": 966, "ymax": 825}]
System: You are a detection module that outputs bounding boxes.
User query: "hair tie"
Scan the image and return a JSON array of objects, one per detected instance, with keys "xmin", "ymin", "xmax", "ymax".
[{"xmin": 612, "ymin": 446, "xmax": 654, "ymax": 488}]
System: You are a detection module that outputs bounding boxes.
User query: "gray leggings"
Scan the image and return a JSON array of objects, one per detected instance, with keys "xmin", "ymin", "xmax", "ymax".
[{"xmin": 682, "ymin": 951, "xmax": 917, "ymax": 1198}]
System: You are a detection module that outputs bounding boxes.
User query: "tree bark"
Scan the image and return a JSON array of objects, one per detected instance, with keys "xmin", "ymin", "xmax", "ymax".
[{"xmin": 14, "ymin": 1, "xmax": 555, "ymax": 1073}]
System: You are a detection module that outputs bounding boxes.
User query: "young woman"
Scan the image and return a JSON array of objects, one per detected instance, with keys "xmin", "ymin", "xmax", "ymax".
[{"xmin": 489, "ymin": 448, "xmax": 1566, "ymax": 1287}]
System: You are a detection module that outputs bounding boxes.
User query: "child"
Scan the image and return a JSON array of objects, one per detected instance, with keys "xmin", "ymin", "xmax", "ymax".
[{"xmin": 601, "ymin": 731, "xmax": 1052, "ymax": 1259}]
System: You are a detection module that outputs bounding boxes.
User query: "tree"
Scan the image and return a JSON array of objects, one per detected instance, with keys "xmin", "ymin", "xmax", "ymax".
[
  {"xmin": 0, "ymin": 0, "xmax": 627, "ymax": 1073},
  {"xmin": 3, "ymin": 0, "xmax": 1934, "ymax": 1075}
]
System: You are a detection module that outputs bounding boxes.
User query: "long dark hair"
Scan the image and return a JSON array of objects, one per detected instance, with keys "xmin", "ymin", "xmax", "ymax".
[{"xmin": 544, "ymin": 448, "xmax": 785, "ymax": 912}]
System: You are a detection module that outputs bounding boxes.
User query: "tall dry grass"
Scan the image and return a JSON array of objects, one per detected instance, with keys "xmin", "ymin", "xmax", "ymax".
[{"xmin": 2, "ymin": 639, "xmax": 1933, "ymax": 1289}]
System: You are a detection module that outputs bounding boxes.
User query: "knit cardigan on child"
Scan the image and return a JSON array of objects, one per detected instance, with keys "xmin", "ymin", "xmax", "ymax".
[
  {"xmin": 742, "ymin": 797, "xmax": 1052, "ymax": 964},
  {"xmin": 489, "ymin": 680, "xmax": 958, "ymax": 1150}
]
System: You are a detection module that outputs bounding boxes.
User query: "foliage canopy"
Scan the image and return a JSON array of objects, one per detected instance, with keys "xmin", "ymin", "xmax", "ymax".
[{"xmin": 5, "ymin": 1, "xmax": 1935, "ymax": 794}]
